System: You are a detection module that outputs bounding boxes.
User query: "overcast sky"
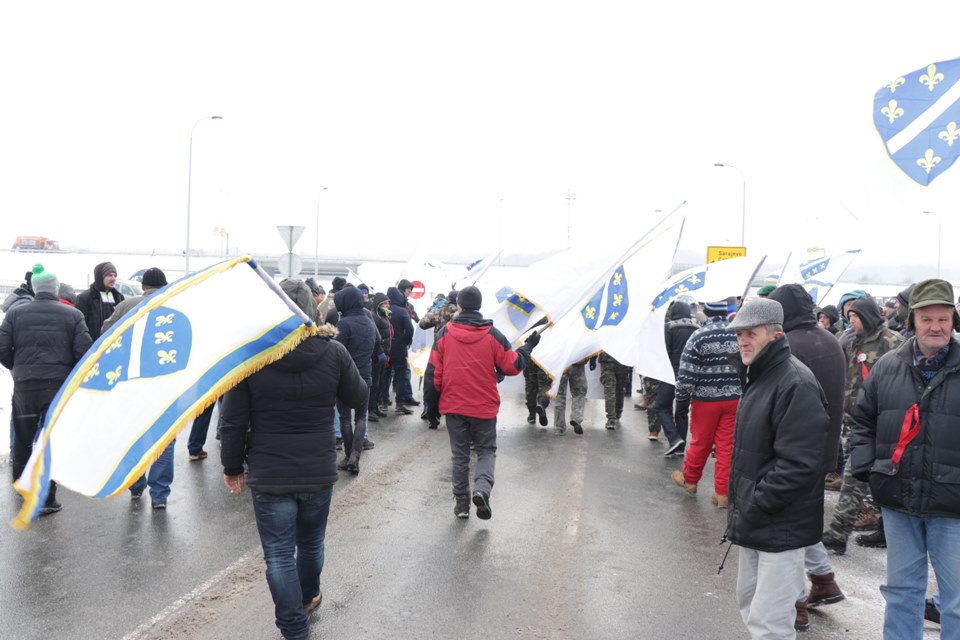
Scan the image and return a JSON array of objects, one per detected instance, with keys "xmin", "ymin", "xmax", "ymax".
[{"xmin": 2, "ymin": 2, "xmax": 959, "ymax": 277}]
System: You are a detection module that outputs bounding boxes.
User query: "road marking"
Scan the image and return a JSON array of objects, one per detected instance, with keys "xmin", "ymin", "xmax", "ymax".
[{"xmin": 120, "ymin": 548, "xmax": 259, "ymax": 640}]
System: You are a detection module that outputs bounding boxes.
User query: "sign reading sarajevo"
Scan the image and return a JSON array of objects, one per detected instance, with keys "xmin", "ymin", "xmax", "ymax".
[{"xmin": 706, "ymin": 246, "xmax": 746, "ymax": 263}]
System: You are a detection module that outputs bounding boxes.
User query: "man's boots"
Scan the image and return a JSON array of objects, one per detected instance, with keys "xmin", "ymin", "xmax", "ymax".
[
  {"xmin": 794, "ymin": 600, "xmax": 810, "ymax": 632},
  {"xmin": 346, "ymin": 450, "xmax": 361, "ymax": 475},
  {"xmin": 806, "ymin": 572, "xmax": 845, "ymax": 607},
  {"xmin": 526, "ymin": 402, "xmax": 537, "ymax": 424}
]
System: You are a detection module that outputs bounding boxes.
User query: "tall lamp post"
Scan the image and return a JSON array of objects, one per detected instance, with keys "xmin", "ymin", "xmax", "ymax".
[
  {"xmin": 714, "ymin": 163, "xmax": 746, "ymax": 247},
  {"xmin": 923, "ymin": 210, "xmax": 942, "ymax": 277},
  {"xmin": 186, "ymin": 115, "xmax": 223, "ymax": 274},
  {"xmin": 315, "ymin": 187, "xmax": 328, "ymax": 277}
]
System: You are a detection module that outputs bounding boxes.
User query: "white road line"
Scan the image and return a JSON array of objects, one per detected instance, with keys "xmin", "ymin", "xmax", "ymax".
[{"xmin": 120, "ymin": 548, "xmax": 259, "ymax": 640}]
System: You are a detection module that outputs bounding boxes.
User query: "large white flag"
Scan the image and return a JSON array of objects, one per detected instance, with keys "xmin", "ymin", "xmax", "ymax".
[
  {"xmin": 534, "ymin": 252, "xmax": 766, "ymax": 391},
  {"xmin": 13, "ymin": 257, "xmax": 315, "ymax": 529}
]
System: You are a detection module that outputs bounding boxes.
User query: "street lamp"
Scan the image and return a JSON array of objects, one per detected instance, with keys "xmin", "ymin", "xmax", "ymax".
[
  {"xmin": 714, "ymin": 163, "xmax": 746, "ymax": 247},
  {"xmin": 923, "ymin": 210, "xmax": 942, "ymax": 277},
  {"xmin": 315, "ymin": 187, "xmax": 328, "ymax": 276},
  {"xmin": 186, "ymin": 115, "xmax": 223, "ymax": 274}
]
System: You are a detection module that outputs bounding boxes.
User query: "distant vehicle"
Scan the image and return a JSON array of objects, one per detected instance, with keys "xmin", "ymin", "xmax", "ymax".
[
  {"xmin": 114, "ymin": 279, "xmax": 143, "ymax": 298},
  {"xmin": 12, "ymin": 236, "xmax": 60, "ymax": 251}
]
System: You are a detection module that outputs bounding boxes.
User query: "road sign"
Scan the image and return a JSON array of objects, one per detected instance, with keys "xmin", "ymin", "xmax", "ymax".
[
  {"xmin": 276, "ymin": 226, "xmax": 306, "ymax": 251},
  {"xmin": 277, "ymin": 252, "xmax": 303, "ymax": 278},
  {"xmin": 409, "ymin": 280, "xmax": 426, "ymax": 299},
  {"xmin": 706, "ymin": 246, "xmax": 746, "ymax": 263}
]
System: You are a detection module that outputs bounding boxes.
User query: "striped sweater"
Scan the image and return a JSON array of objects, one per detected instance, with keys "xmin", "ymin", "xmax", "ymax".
[{"xmin": 675, "ymin": 316, "xmax": 742, "ymax": 402}]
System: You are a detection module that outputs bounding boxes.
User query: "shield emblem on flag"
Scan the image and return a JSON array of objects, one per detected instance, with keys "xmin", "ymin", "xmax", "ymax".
[
  {"xmin": 874, "ymin": 57, "xmax": 960, "ymax": 186},
  {"xmin": 81, "ymin": 306, "xmax": 192, "ymax": 391},
  {"xmin": 581, "ymin": 266, "xmax": 629, "ymax": 330}
]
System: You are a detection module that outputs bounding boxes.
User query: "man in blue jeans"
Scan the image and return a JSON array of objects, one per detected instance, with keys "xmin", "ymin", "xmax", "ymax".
[
  {"xmin": 851, "ymin": 278, "xmax": 960, "ymax": 639},
  {"xmin": 220, "ymin": 279, "xmax": 367, "ymax": 640}
]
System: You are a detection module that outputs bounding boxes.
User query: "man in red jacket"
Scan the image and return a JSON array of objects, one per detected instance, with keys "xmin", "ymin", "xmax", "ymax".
[{"xmin": 424, "ymin": 286, "xmax": 539, "ymax": 520}]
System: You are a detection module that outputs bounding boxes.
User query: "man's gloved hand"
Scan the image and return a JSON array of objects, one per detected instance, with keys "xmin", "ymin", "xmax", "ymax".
[
  {"xmin": 588, "ymin": 356, "xmax": 597, "ymax": 371},
  {"xmin": 674, "ymin": 396, "xmax": 690, "ymax": 430},
  {"xmin": 852, "ymin": 470, "xmax": 870, "ymax": 483},
  {"xmin": 524, "ymin": 331, "xmax": 541, "ymax": 348}
]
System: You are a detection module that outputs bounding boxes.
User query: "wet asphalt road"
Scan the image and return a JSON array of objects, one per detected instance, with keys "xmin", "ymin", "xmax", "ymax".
[{"xmin": 0, "ymin": 391, "xmax": 932, "ymax": 640}]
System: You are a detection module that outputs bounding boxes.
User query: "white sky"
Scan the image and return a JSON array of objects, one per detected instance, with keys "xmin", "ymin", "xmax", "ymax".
[{"xmin": 2, "ymin": 2, "xmax": 960, "ymax": 275}]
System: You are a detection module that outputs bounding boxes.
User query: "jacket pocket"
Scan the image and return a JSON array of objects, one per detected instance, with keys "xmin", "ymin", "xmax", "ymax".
[
  {"xmin": 931, "ymin": 462, "xmax": 960, "ymax": 484},
  {"xmin": 870, "ymin": 458, "xmax": 898, "ymax": 476}
]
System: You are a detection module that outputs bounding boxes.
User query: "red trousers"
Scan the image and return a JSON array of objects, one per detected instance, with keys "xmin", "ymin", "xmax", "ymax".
[{"xmin": 681, "ymin": 398, "xmax": 738, "ymax": 495}]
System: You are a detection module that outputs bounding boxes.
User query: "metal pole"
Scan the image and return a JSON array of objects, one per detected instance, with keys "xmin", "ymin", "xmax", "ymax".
[
  {"xmin": 714, "ymin": 163, "xmax": 746, "ymax": 246},
  {"xmin": 315, "ymin": 187, "xmax": 327, "ymax": 277},
  {"xmin": 186, "ymin": 116, "xmax": 222, "ymax": 274}
]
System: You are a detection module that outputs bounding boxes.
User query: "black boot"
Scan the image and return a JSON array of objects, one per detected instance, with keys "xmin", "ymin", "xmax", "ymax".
[
  {"xmin": 526, "ymin": 402, "xmax": 537, "ymax": 424},
  {"xmin": 855, "ymin": 519, "xmax": 886, "ymax": 548}
]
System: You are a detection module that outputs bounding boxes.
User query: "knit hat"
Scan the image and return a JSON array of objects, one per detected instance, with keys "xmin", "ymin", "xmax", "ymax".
[
  {"xmin": 279, "ymin": 278, "xmax": 316, "ymax": 318},
  {"xmin": 357, "ymin": 283, "xmax": 370, "ymax": 294},
  {"xmin": 757, "ymin": 284, "xmax": 777, "ymax": 297},
  {"xmin": 907, "ymin": 279, "xmax": 960, "ymax": 332},
  {"xmin": 141, "ymin": 267, "xmax": 168, "ymax": 289},
  {"xmin": 30, "ymin": 263, "xmax": 59, "ymax": 296},
  {"xmin": 457, "ymin": 286, "xmax": 482, "ymax": 311},
  {"xmin": 58, "ymin": 282, "xmax": 77, "ymax": 306},
  {"xmin": 728, "ymin": 298, "xmax": 783, "ymax": 330},
  {"xmin": 447, "ymin": 290, "xmax": 459, "ymax": 304},
  {"xmin": 95, "ymin": 261, "xmax": 117, "ymax": 285},
  {"xmin": 331, "ymin": 276, "xmax": 347, "ymax": 292},
  {"xmin": 304, "ymin": 277, "xmax": 321, "ymax": 296},
  {"xmin": 703, "ymin": 300, "xmax": 729, "ymax": 317}
]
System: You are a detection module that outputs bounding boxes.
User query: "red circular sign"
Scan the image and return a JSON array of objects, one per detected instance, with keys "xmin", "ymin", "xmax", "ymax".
[{"xmin": 409, "ymin": 280, "xmax": 426, "ymax": 299}]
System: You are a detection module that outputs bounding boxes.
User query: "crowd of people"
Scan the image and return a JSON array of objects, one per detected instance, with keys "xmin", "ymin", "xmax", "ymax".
[{"xmin": 1, "ymin": 261, "xmax": 956, "ymax": 639}]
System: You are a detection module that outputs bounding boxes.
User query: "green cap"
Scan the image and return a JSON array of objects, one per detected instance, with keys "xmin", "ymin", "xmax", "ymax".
[
  {"xmin": 757, "ymin": 284, "xmax": 777, "ymax": 297},
  {"xmin": 909, "ymin": 279, "xmax": 954, "ymax": 310}
]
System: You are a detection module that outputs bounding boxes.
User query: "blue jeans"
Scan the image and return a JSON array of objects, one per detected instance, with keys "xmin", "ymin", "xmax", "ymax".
[
  {"xmin": 251, "ymin": 488, "xmax": 333, "ymax": 640},
  {"xmin": 379, "ymin": 358, "xmax": 412, "ymax": 403},
  {"xmin": 187, "ymin": 404, "xmax": 215, "ymax": 455},
  {"xmin": 333, "ymin": 403, "xmax": 341, "ymax": 439},
  {"xmin": 130, "ymin": 439, "xmax": 175, "ymax": 504},
  {"xmin": 880, "ymin": 508, "xmax": 960, "ymax": 639}
]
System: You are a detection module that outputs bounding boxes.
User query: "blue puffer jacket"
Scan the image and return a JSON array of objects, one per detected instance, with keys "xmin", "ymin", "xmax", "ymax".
[{"xmin": 334, "ymin": 286, "xmax": 377, "ymax": 382}]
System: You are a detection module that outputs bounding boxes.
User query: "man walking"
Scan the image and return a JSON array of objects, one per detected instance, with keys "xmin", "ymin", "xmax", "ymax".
[
  {"xmin": 726, "ymin": 298, "xmax": 829, "ymax": 639},
  {"xmin": 850, "ymin": 279, "xmax": 960, "ymax": 638},
  {"xmin": 424, "ymin": 286, "xmax": 538, "ymax": 520},
  {"xmin": 0, "ymin": 265, "xmax": 92, "ymax": 515}
]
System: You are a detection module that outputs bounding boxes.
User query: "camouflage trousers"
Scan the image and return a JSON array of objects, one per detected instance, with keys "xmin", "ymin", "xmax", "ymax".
[
  {"xmin": 601, "ymin": 360, "xmax": 630, "ymax": 419},
  {"xmin": 643, "ymin": 378, "xmax": 662, "ymax": 433},
  {"xmin": 825, "ymin": 433, "xmax": 870, "ymax": 541},
  {"xmin": 524, "ymin": 364, "xmax": 551, "ymax": 410},
  {"xmin": 555, "ymin": 363, "xmax": 587, "ymax": 426}
]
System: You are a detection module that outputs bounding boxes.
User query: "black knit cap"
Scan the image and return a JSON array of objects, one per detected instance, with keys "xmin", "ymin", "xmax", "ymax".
[
  {"xmin": 457, "ymin": 286, "xmax": 482, "ymax": 311},
  {"xmin": 141, "ymin": 267, "xmax": 168, "ymax": 288}
]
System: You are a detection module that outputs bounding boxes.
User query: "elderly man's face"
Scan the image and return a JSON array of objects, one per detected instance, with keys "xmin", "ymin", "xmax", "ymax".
[
  {"xmin": 914, "ymin": 304, "xmax": 954, "ymax": 357},
  {"xmin": 735, "ymin": 325, "xmax": 781, "ymax": 366}
]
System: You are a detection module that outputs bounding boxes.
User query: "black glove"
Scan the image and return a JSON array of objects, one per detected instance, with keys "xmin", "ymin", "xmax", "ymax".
[
  {"xmin": 852, "ymin": 470, "xmax": 870, "ymax": 483},
  {"xmin": 674, "ymin": 397, "xmax": 690, "ymax": 430},
  {"xmin": 588, "ymin": 357, "xmax": 597, "ymax": 371},
  {"xmin": 426, "ymin": 405, "xmax": 441, "ymax": 425},
  {"xmin": 524, "ymin": 331, "xmax": 541, "ymax": 348}
]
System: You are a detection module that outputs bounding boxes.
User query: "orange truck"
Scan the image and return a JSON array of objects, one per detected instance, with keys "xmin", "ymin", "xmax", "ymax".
[{"xmin": 12, "ymin": 236, "xmax": 60, "ymax": 251}]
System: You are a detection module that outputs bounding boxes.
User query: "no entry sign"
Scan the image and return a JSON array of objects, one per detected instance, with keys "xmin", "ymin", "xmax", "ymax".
[{"xmin": 409, "ymin": 280, "xmax": 426, "ymax": 299}]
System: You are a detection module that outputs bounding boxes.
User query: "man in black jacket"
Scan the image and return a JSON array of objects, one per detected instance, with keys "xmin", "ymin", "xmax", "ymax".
[
  {"xmin": 727, "ymin": 297, "xmax": 829, "ymax": 639},
  {"xmin": 75, "ymin": 261, "xmax": 124, "ymax": 341},
  {"xmin": 657, "ymin": 300, "xmax": 699, "ymax": 455},
  {"xmin": 220, "ymin": 279, "xmax": 368, "ymax": 640},
  {"xmin": 850, "ymin": 279, "xmax": 960, "ymax": 639},
  {"xmin": 0, "ymin": 265, "xmax": 92, "ymax": 516}
]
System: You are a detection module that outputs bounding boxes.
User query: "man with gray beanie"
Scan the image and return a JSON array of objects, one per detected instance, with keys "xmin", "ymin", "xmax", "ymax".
[
  {"xmin": 1, "ymin": 264, "xmax": 92, "ymax": 516},
  {"xmin": 423, "ymin": 285, "xmax": 539, "ymax": 520},
  {"xmin": 725, "ymin": 297, "xmax": 829, "ymax": 639},
  {"xmin": 850, "ymin": 278, "xmax": 960, "ymax": 638}
]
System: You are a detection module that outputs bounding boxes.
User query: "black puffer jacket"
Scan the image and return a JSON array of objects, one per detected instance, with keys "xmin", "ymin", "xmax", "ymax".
[
  {"xmin": 371, "ymin": 292, "xmax": 392, "ymax": 355},
  {"xmin": 769, "ymin": 284, "xmax": 846, "ymax": 472},
  {"xmin": 76, "ymin": 286, "xmax": 124, "ymax": 341},
  {"xmin": 219, "ymin": 325, "xmax": 368, "ymax": 491},
  {"xmin": 334, "ymin": 286, "xmax": 377, "ymax": 382},
  {"xmin": 850, "ymin": 339, "xmax": 960, "ymax": 518},
  {"xmin": 386, "ymin": 286, "xmax": 413, "ymax": 361},
  {"xmin": 665, "ymin": 302, "xmax": 699, "ymax": 373},
  {"xmin": 727, "ymin": 336, "xmax": 829, "ymax": 552},
  {"xmin": 0, "ymin": 292, "xmax": 92, "ymax": 385}
]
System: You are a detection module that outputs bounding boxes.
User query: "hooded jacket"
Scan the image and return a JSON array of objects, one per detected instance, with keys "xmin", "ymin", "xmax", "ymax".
[
  {"xmin": 727, "ymin": 336, "xmax": 829, "ymax": 551},
  {"xmin": 665, "ymin": 302, "xmax": 699, "ymax": 373},
  {"xmin": 386, "ymin": 286, "xmax": 414, "ymax": 361},
  {"xmin": 75, "ymin": 278, "xmax": 124, "ymax": 341},
  {"xmin": 219, "ymin": 325, "xmax": 368, "ymax": 491},
  {"xmin": 842, "ymin": 297, "xmax": 905, "ymax": 423},
  {"xmin": 768, "ymin": 284, "xmax": 846, "ymax": 472},
  {"xmin": 423, "ymin": 311, "xmax": 531, "ymax": 419},
  {"xmin": 371, "ymin": 292, "xmax": 392, "ymax": 356},
  {"xmin": 334, "ymin": 285, "xmax": 378, "ymax": 381}
]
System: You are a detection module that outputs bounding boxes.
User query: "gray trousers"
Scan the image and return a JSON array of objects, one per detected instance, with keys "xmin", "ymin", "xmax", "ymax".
[
  {"xmin": 737, "ymin": 546, "xmax": 804, "ymax": 640},
  {"xmin": 555, "ymin": 363, "xmax": 587, "ymax": 425},
  {"xmin": 445, "ymin": 414, "xmax": 497, "ymax": 497}
]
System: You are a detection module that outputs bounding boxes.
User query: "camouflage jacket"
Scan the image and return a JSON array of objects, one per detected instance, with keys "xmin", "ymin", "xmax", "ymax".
[
  {"xmin": 842, "ymin": 324, "xmax": 905, "ymax": 423},
  {"xmin": 419, "ymin": 302, "xmax": 458, "ymax": 336}
]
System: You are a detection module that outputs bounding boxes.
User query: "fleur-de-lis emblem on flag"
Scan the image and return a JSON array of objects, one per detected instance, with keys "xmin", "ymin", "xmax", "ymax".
[
  {"xmin": 158, "ymin": 350, "xmax": 177, "ymax": 365},
  {"xmin": 581, "ymin": 266, "xmax": 629, "ymax": 330},
  {"xmin": 154, "ymin": 331, "xmax": 174, "ymax": 344},
  {"xmin": 874, "ymin": 56, "xmax": 960, "ymax": 185}
]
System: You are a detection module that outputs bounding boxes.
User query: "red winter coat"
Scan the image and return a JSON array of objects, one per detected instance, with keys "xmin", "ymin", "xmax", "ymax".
[{"xmin": 424, "ymin": 311, "xmax": 529, "ymax": 419}]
